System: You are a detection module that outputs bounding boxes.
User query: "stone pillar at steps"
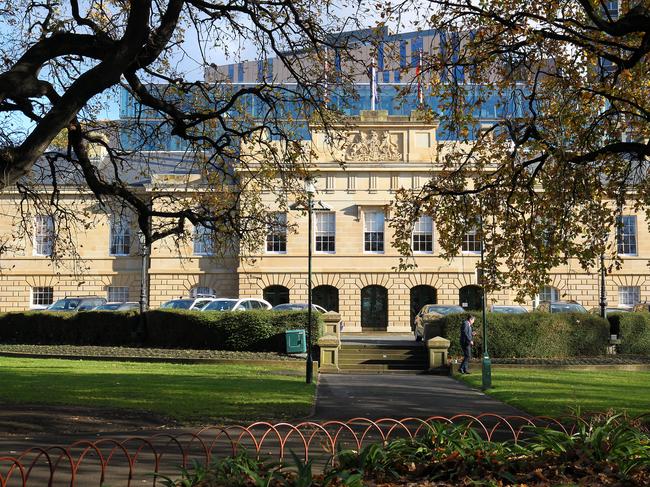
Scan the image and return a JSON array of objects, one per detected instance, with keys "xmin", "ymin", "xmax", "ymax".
[
  {"xmin": 426, "ymin": 336, "xmax": 450, "ymax": 374},
  {"xmin": 318, "ymin": 312, "xmax": 342, "ymax": 372}
]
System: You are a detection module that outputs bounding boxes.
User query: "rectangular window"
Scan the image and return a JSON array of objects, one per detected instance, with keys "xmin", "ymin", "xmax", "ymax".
[
  {"xmin": 412, "ymin": 216, "xmax": 433, "ymax": 253},
  {"xmin": 107, "ymin": 286, "xmax": 129, "ymax": 302},
  {"xmin": 619, "ymin": 286, "xmax": 640, "ymax": 307},
  {"xmin": 193, "ymin": 225, "xmax": 214, "ymax": 255},
  {"xmin": 364, "ymin": 211, "xmax": 385, "ymax": 252},
  {"xmin": 109, "ymin": 213, "xmax": 131, "ymax": 256},
  {"xmin": 31, "ymin": 286, "xmax": 54, "ymax": 309},
  {"xmin": 617, "ymin": 215, "xmax": 637, "ymax": 256},
  {"xmin": 33, "ymin": 215, "xmax": 54, "ymax": 256},
  {"xmin": 539, "ymin": 286, "xmax": 560, "ymax": 303},
  {"xmin": 315, "ymin": 212, "xmax": 336, "ymax": 253},
  {"xmin": 461, "ymin": 227, "xmax": 481, "ymax": 253},
  {"xmin": 266, "ymin": 212, "xmax": 287, "ymax": 253}
]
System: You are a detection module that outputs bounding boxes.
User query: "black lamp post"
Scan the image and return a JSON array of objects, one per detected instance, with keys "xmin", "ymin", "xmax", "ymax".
[
  {"xmin": 479, "ymin": 215, "xmax": 492, "ymax": 390},
  {"xmin": 137, "ymin": 229, "xmax": 150, "ymax": 314},
  {"xmin": 305, "ymin": 178, "xmax": 315, "ymax": 384},
  {"xmin": 289, "ymin": 179, "xmax": 331, "ymax": 384},
  {"xmin": 599, "ymin": 253, "xmax": 607, "ymax": 319}
]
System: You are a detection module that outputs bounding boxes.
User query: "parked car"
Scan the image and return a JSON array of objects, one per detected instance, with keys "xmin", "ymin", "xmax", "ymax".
[
  {"xmin": 490, "ymin": 305, "xmax": 528, "ymax": 314},
  {"xmin": 588, "ymin": 306, "xmax": 630, "ymax": 315},
  {"xmin": 94, "ymin": 302, "xmax": 140, "ymax": 311},
  {"xmin": 414, "ymin": 304, "xmax": 465, "ymax": 342},
  {"xmin": 202, "ymin": 298, "xmax": 272, "ymax": 311},
  {"xmin": 46, "ymin": 296, "xmax": 107, "ymax": 312},
  {"xmin": 160, "ymin": 298, "xmax": 216, "ymax": 310},
  {"xmin": 272, "ymin": 303, "xmax": 328, "ymax": 313},
  {"xmin": 536, "ymin": 301, "xmax": 588, "ymax": 313}
]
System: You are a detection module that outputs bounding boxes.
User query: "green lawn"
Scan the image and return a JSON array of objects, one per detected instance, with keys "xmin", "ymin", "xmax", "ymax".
[
  {"xmin": 0, "ymin": 357, "xmax": 315, "ymax": 423},
  {"xmin": 459, "ymin": 367, "xmax": 650, "ymax": 418}
]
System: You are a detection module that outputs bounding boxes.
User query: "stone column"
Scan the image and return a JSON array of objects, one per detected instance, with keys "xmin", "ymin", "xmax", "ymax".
[
  {"xmin": 318, "ymin": 312, "xmax": 342, "ymax": 372},
  {"xmin": 426, "ymin": 336, "xmax": 450, "ymax": 374}
]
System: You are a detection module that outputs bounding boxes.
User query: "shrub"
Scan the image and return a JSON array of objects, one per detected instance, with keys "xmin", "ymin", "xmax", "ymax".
[
  {"xmin": 609, "ymin": 313, "xmax": 650, "ymax": 355},
  {"xmin": 424, "ymin": 312, "xmax": 610, "ymax": 358},
  {"xmin": 0, "ymin": 309, "xmax": 323, "ymax": 353}
]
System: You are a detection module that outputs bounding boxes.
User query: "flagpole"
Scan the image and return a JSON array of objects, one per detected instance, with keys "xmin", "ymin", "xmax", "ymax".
[{"xmin": 370, "ymin": 63, "xmax": 377, "ymax": 111}]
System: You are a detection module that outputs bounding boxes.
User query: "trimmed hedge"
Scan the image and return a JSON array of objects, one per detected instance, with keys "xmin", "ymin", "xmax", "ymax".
[
  {"xmin": 424, "ymin": 312, "xmax": 610, "ymax": 358},
  {"xmin": 0, "ymin": 309, "xmax": 322, "ymax": 352},
  {"xmin": 608, "ymin": 312, "xmax": 650, "ymax": 355}
]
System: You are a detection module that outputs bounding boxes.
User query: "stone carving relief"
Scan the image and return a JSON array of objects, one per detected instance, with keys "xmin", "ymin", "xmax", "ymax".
[{"xmin": 343, "ymin": 131, "xmax": 401, "ymax": 162}]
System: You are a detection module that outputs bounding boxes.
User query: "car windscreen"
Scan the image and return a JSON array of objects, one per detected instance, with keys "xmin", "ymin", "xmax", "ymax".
[
  {"xmin": 48, "ymin": 299, "xmax": 80, "ymax": 310},
  {"xmin": 426, "ymin": 306, "xmax": 463, "ymax": 315},
  {"xmin": 493, "ymin": 307, "xmax": 527, "ymax": 314},
  {"xmin": 203, "ymin": 300, "xmax": 237, "ymax": 311},
  {"xmin": 161, "ymin": 300, "xmax": 193, "ymax": 309},
  {"xmin": 274, "ymin": 304, "xmax": 305, "ymax": 311},
  {"xmin": 551, "ymin": 303, "xmax": 587, "ymax": 313}
]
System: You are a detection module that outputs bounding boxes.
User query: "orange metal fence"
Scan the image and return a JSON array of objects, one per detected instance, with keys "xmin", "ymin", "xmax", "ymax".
[{"xmin": 0, "ymin": 414, "xmax": 576, "ymax": 486}]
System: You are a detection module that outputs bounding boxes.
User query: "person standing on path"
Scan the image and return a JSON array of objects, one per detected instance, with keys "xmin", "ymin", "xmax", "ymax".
[{"xmin": 459, "ymin": 315, "xmax": 475, "ymax": 374}]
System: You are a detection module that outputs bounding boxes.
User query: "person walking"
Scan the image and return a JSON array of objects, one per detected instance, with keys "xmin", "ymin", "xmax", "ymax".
[{"xmin": 459, "ymin": 315, "xmax": 475, "ymax": 374}]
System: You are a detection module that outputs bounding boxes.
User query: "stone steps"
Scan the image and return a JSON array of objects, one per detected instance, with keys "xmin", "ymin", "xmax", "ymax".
[{"xmin": 336, "ymin": 343, "xmax": 428, "ymax": 374}]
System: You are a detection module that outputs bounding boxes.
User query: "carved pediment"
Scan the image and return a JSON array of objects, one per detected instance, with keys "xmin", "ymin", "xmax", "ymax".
[{"xmin": 343, "ymin": 130, "xmax": 402, "ymax": 162}]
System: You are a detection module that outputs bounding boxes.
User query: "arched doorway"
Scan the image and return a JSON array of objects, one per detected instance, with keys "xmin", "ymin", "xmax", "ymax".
[
  {"xmin": 313, "ymin": 285, "xmax": 339, "ymax": 312},
  {"xmin": 263, "ymin": 285, "xmax": 290, "ymax": 307},
  {"xmin": 410, "ymin": 285, "xmax": 437, "ymax": 330},
  {"xmin": 361, "ymin": 285, "xmax": 388, "ymax": 330},
  {"xmin": 459, "ymin": 285, "xmax": 483, "ymax": 311}
]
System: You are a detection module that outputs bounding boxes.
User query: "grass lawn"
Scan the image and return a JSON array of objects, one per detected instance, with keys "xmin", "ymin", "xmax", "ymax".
[
  {"xmin": 459, "ymin": 367, "xmax": 650, "ymax": 418},
  {"xmin": 0, "ymin": 357, "xmax": 315, "ymax": 423}
]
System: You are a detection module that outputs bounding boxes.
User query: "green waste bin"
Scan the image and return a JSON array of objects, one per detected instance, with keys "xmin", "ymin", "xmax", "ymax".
[{"xmin": 285, "ymin": 329, "xmax": 307, "ymax": 354}]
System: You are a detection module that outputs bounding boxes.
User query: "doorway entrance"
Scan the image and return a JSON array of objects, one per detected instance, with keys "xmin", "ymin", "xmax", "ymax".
[
  {"xmin": 410, "ymin": 285, "xmax": 437, "ymax": 330},
  {"xmin": 361, "ymin": 285, "xmax": 388, "ymax": 330},
  {"xmin": 459, "ymin": 285, "xmax": 483, "ymax": 311}
]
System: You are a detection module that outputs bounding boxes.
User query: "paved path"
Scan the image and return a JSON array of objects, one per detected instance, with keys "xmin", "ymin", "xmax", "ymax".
[{"xmin": 314, "ymin": 373, "xmax": 525, "ymax": 420}]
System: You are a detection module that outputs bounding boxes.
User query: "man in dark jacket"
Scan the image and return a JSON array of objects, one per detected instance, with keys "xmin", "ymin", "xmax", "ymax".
[{"xmin": 459, "ymin": 315, "xmax": 475, "ymax": 374}]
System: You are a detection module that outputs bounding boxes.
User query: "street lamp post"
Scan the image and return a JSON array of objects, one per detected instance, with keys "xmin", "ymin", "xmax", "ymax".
[
  {"xmin": 479, "ymin": 215, "xmax": 492, "ymax": 390},
  {"xmin": 305, "ymin": 178, "xmax": 315, "ymax": 384},
  {"xmin": 289, "ymin": 179, "xmax": 331, "ymax": 384},
  {"xmin": 137, "ymin": 230, "xmax": 150, "ymax": 315},
  {"xmin": 599, "ymin": 253, "xmax": 607, "ymax": 319}
]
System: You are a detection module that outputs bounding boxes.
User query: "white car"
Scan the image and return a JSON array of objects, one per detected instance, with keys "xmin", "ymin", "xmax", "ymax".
[
  {"xmin": 160, "ymin": 298, "xmax": 216, "ymax": 310},
  {"xmin": 202, "ymin": 298, "xmax": 272, "ymax": 311}
]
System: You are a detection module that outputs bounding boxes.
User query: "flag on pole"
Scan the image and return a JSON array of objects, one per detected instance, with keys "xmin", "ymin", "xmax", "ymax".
[
  {"xmin": 323, "ymin": 46, "xmax": 329, "ymax": 105},
  {"xmin": 416, "ymin": 49, "xmax": 423, "ymax": 105},
  {"xmin": 369, "ymin": 62, "xmax": 378, "ymax": 111}
]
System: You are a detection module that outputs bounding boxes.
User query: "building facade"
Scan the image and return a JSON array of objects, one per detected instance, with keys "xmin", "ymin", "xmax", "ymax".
[{"xmin": 1, "ymin": 110, "xmax": 649, "ymax": 333}]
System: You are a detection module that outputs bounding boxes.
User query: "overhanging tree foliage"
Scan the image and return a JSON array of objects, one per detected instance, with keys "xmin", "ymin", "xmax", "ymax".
[
  {"xmin": 389, "ymin": 0, "xmax": 650, "ymax": 300},
  {"xmin": 0, "ymin": 0, "xmax": 357, "ymax": 254}
]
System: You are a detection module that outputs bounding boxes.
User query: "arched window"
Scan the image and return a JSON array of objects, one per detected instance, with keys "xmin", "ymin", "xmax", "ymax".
[
  {"xmin": 459, "ymin": 285, "xmax": 483, "ymax": 311},
  {"xmin": 190, "ymin": 286, "xmax": 215, "ymax": 298},
  {"xmin": 410, "ymin": 285, "xmax": 437, "ymax": 330},
  {"xmin": 361, "ymin": 285, "xmax": 388, "ymax": 330},
  {"xmin": 263, "ymin": 285, "xmax": 290, "ymax": 307},
  {"xmin": 313, "ymin": 285, "xmax": 339, "ymax": 312},
  {"xmin": 539, "ymin": 286, "xmax": 560, "ymax": 303}
]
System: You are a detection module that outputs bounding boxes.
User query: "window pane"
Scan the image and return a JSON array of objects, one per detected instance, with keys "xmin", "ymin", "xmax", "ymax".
[
  {"xmin": 107, "ymin": 286, "xmax": 129, "ymax": 302},
  {"xmin": 412, "ymin": 216, "xmax": 433, "ymax": 253},
  {"xmin": 190, "ymin": 286, "xmax": 215, "ymax": 297},
  {"xmin": 619, "ymin": 286, "xmax": 640, "ymax": 307},
  {"xmin": 315, "ymin": 212, "xmax": 336, "ymax": 252},
  {"xmin": 617, "ymin": 216, "xmax": 637, "ymax": 255},
  {"xmin": 34, "ymin": 215, "xmax": 54, "ymax": 256},
  {"xmin": 462, "ymin": 226, "xmax": 481, "ymax": 253},
  {"xmin": 193, "ymin": 225, "xmax": 214, "ymax": 255},
  {"xmin": 539, "ymin": 286, "xmax": 559, "ymax": 303},
  {"xmin": 110, "ymin": 213, "xmax": 131, "ymax": 255},
  {"xmin": 266, "ymin": 212, "xmax": 287, "ymax": 253},
  {"xmin": 364, "ymin": 211, "xmax": 384, "ymax": 252},
  {"xmin": 32, "ymin": 287, "xmax": 54, "ymax": 307}
]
